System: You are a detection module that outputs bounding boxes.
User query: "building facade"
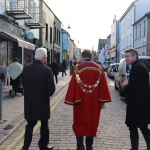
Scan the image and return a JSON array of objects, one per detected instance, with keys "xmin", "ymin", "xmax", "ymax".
[
  {"xmin": 133, "ymin": 12, "xmax": 150, "ymax": 56},
  {"xmin": 119, "ymin": 2, "xmax": 135, "ymax": 60},
  {"xmin": 60, "ymin": 29, "xmax": 70, "ymax": 64},
  {"xmin": 0, "ymin": 0, "xmax": 40, "ymax": 66},
  {"xmin": 105, "ymin": 34, "xmax": 111, "ymax": 61},
  {"xmin": 41, "ymin": 1, "xmax": 61, "ymax": 65},
  {"xmin": 110, "ymin": 15, "xmax": 119, "ymax": 62}
]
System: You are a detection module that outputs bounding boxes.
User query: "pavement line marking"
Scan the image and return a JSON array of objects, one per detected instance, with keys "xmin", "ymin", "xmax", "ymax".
[
  {"xmin": 14, "ymin": 93, "xmax": 65, "ymax": 150},
  {"xmin": 5, "ymin": 86, "xmax": 67, "ymax": 150}
]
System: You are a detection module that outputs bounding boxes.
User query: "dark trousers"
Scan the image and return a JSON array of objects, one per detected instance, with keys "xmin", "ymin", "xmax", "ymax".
[
  {"xmin": 23, "ymin": 120, "xmax": 49, "ymax": 149},
  {"xmin": 76, "ymin": 135, "xmax": 93, "ymax": 150},
  {"xmin": 53, "ymin": 73, "xmax": 58, "ymax": 83},
  {"xmin": 129, "ymin": 126, "xmax": 150, "ymax": 150},
  {"xmin": 62, "ymin": 68, "xmax": 67, "ymax": 76},
  {"xmin": 10, "ymin": 76, "xmax": 21, "ymax": 92}
]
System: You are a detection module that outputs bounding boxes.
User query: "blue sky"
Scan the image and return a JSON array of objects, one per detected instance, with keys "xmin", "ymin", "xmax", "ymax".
[{"xmin": 45, "ymin": 0, "xmax": 134, "ymax": 50}]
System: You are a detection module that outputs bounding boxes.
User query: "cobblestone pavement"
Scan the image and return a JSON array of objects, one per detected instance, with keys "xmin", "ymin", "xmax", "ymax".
[{"xmin": 0, "ymin": 77, "xmax": 149, "ymax": 150}]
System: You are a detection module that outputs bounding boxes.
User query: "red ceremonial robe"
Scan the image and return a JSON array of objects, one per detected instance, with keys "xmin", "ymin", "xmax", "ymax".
[{"xmin": 65, "ymin": 61, "xmax": 111, "ymax": 137}]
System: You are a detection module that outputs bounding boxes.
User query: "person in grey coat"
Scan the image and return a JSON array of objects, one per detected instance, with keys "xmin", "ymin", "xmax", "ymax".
[
  {"xmin": 123, "ymin": 48, "xmax": 150, "ymax": 150},
  {"xmin": 22, "ymin": 48, "xmax": 55, "ymax": 150}
]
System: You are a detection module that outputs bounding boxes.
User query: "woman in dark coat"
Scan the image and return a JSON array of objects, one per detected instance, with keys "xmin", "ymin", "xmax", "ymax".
[
  {"xmin": 22, "ymin": 48, "xmax": 55, "ymax": 150},
  {"xmin": 124, "ymin": 49, "xmax": 150, "ymax": 150}
]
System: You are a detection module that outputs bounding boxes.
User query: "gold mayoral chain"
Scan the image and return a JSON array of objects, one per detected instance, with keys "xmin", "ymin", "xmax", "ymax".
[{"xmin": 75, "ymin": 67, "xmax": 102, "ymax": 94}]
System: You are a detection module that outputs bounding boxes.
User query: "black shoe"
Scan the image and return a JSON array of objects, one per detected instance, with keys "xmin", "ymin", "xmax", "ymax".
[
  {"xmin": 40, "ymin": 145, "xmax": 53, "ymax": 150},
  {"xmin": 21, "ymin": 147, "xmax": 28, "ymax": 150},
  {"xmin": 86, "ymin": 147, "xmax": 93, "ymax": 150}
]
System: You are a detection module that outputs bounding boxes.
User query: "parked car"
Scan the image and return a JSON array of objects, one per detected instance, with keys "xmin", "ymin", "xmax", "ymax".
[
  {"xmin": 102, "ymin": 61, "xmax": 111, "ymax": 71},
  {"xmin": 107, "ymin": 63, "xmax": 119, "ymax": 79},
  {"xmin": 114, "ymin": 56, "xmax": 150, "ymax": 96}
]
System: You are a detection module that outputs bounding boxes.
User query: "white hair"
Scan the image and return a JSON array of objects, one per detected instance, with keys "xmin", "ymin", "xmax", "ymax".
[{"xmin": 34, "ymin": 48, "xmax": 47, "ymax": 59}]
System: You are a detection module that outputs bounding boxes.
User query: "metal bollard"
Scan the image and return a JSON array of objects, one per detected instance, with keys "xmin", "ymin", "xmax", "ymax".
[{"xmin": 0, "ymin": 82, "xmax": 3, "ymax": 120}]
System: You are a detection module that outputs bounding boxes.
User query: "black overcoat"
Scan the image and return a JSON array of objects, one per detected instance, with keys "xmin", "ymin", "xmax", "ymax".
[
  {"xmin": 22, "ymin": 60, "xmax": 55, "ymax": 120},
  {"xmin": 124, "ymin": 60, "xmax": 150, "ymax": 127}
]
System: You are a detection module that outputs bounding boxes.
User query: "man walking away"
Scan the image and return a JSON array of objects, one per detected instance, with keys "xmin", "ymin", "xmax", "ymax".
[
  {"xmin": 65, "ymin": 50, "xmax": 111, "ymax": 150},
  {"xmin": 22, "ymin": 48, "xmax": 55, "ymax": 150},
  {"xmin": 49, "ymin": 58, "xmax": 59, "ymax": 84},
  {"xmin": 123, "ymin": 48, "xmax": 150, "ymax": 150},
  {"xmin": 62, "ymin": 59, "xmax": 67, "ymax": 76}
]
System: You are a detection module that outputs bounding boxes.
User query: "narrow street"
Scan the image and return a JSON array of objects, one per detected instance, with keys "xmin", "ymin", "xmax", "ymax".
[{"xmin": 0, "ymin": 77, "xmax": 148, "ymax": 150}]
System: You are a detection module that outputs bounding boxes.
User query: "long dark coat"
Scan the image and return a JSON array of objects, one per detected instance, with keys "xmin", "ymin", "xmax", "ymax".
[
  {"xmin": 22, "ymin": 60, "xmax": 55, "ymax": 120},
  {"xmin": 124, "ymin": 60, "xmax": 150, "ymax": 127},
  {"xmin": 49, "ymin": 62, "xmax": 59, "ymax": 75}
]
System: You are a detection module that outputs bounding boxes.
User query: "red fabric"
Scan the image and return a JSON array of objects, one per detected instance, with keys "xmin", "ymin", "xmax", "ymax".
[{"xmin": 65, "ymin": 61, "xmax": 111, "ymax": 137}]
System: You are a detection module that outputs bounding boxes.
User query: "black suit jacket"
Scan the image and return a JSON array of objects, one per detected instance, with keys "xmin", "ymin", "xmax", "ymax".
[
  {"xmin": 22, "ymin": 60, "xmax": 55, "ymax": 120},
  {"xmin": 124, "ymin": 60, "xmax": 150, "ymax": 127}
]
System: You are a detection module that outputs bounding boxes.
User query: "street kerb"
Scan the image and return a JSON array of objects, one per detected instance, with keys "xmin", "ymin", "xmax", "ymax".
[{"xmin": 0, "ymin": 73, "xmax": 71, "ymax": 145}]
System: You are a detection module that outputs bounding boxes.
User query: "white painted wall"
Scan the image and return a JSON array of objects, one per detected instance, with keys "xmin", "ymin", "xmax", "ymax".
[{"xmin": 119, "ymin": 4, "xmax": 134, "ymax": 60}]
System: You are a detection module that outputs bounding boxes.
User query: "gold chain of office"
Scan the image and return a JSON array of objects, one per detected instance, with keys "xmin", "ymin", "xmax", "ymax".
[{"xmin": 75, "ymin": 66, "xmax": 102, "ymax": 94}]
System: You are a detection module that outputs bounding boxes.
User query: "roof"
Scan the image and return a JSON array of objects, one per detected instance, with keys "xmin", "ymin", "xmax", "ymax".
[
  {"xmin": 119, "ymin": 1, "xmax": 136, "ymax": 21},
  {"xmin": 133, "ymin": 11, "xmax": 150, "ymax": 25},
  {"xmin": 43, "ymin": 1, "xmax": 61, "ymax": 23}
]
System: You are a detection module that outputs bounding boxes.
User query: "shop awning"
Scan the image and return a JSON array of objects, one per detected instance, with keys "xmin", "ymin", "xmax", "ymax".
[{"xmin": 0, "ymin": 31, "xmax": 35, "ymax": 50}]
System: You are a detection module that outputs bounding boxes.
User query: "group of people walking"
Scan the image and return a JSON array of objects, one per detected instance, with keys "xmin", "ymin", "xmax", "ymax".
[{"xmin": 8, "ymin": 47, "xmax": 150, "ymax": 150}]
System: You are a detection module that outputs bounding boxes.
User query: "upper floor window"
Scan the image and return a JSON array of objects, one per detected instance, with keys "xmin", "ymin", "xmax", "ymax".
[
  {"xmin": 143, "ymin": 21, "xmax": 146, "ymax": 37},
  {"xmin": 46, "ymin": 23, "xmax": 48, "ymax": 41},
  {"xmin": 130, "ymin": 33, "xmax": 132, "ymax": 46},
  {"xmin": 59, "ymin": 31, "xmax": 60, "ymax": 44},
  {"xmin": 135, "ymin": 26, "xmax": 138, "ymax": 40},
  {"xmin": 138, "ymin": 24, "xmax": 141, "ymax": 39},
  {"xmin": 54, "ymin": 27, "xmax": 56, "ymax": 42},
  {"xmin": 124, "ymin": 22, "xmax": 126, "ymax": 31},
  {"xmin": 57, "ymin": 29, "xmax": 59, "ymax": 43},
  {"xmin": 130, "ymin": 15, "xmax": 132, "ymax": 25},
  {"xmin": 127, "ymin": 18, "xmax": 129, "ymax": 28},
  {"xmin": 50, "ymin": 27, "xmax": 52, "ymax": 44}
]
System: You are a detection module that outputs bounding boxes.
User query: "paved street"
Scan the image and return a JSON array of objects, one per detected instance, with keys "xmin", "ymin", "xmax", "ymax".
[{"xmin": 0, "ymin": 75, "xmax": 149, "ymax": 150}]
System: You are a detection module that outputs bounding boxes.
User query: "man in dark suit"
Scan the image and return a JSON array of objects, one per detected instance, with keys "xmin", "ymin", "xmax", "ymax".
[
  {"xmin": 123, "ymin": 48, "xmax": 150, "ymax": 150},
  {"xmin": 22, "ymin": 48, "xmax": 55, "ymax": 150}
]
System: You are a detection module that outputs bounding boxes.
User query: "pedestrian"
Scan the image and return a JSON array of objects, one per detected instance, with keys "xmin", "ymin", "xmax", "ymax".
[
  {"xmin": 8, "ymin": 57, "xmax": 23, "ymax": 96},
  {"xmin": 64, "ymin": 50, "xmax": 111, "ymax": 150},
  {"xmin": 69, "ymin": 59, "xmax": 72, "ymax": 68},
  {"xmin": 70, "ymin": 61, "xmax": 77, "ymax": 75},
  {"xmin": 49, "ymin": 58, "xmax": 59, "ymax": 84},
  {"xmin": 62, "ymin": 59, "xmax": 67, "ymax": 76},
  {"xmin": 22, "ymin": 48, "xmax": 55, "ymax": 150},
  {"xmin": 123, "ymin": 48, "xmax": 150, "ymax": 150}
]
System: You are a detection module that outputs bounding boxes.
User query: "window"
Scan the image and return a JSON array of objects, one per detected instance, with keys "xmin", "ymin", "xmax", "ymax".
[
  {"xmin": 127, "ymin": 35, "xmax": 129, "ymax": 47},
  {"xmin": 50, "ymin": 27, "xmax": 52, "ymax": 44},
  {"xmin": 135, "ymin": 26, "xmax": 138, "ymax": 40},
  {"xmin": 124, "ymin": 22, "xmax": 126, "ymax": 31},
  {"xmin": 130, "ymin": 33, "xmax": 132, "ymax": 46},
  {"xmin": 46, "ymin": 23, "xmax": 48, "ymax": 41},
  {"xmin": 57, "ymin": 29, "xmax": 58, "ymax": 43},
  {"xmin": 124, "ymin": 38, "xmax": 126, "ymax": 49},
  {"xmin": 127, "ymin": 18, "xmax": 129, "ymax": 28},
  {"xmin": 138, "ymin": 24, "xmax": 141, "ymax": 39},
  {"xmin": 54, "ymin": 27, "xmax": 56, "ymax": 42},
  {"xmin": 130, "ymin": 15, "xmax": 132, "ymax": 25},
  {"xmin": 59, "ymin": 31, "xmax": 60, "ymax": 44},
  {"xmin": 143, "ymin": 21, "xmax": 146, "ymax": 37}
]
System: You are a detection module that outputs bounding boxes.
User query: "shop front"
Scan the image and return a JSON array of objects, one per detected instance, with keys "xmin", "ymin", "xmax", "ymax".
[{"xmin": 0, "ymin": 31, "xmax": 35, "ymax": 67}]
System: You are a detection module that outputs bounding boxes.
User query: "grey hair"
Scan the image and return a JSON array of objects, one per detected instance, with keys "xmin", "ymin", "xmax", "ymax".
[{"xmin": 125, "ymin": 48, "xmax": 138, "ymax": 59}]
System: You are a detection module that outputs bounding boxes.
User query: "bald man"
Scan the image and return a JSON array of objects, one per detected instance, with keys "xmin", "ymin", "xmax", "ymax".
[{"xmin": 22, "ymin": 48, "xmax": 55, "ymax": 150}]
